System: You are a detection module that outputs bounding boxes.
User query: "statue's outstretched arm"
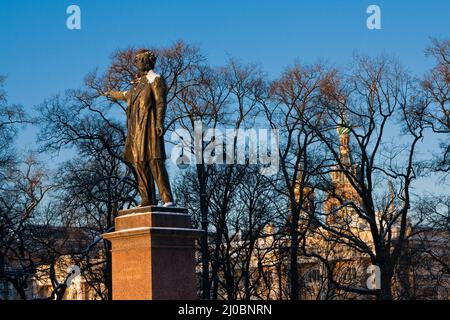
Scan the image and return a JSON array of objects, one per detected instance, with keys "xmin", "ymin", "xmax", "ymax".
[{"xmin": 104, "ymin": 90, "xmax": 129, "ymax": 101}]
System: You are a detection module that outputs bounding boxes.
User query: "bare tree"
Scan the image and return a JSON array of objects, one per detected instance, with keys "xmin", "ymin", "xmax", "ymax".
[
  {"xmin": 36, "ymin": 88, "xmax": 135, "ymax": 299},
  {"xmin": 262, "ymin": 63, "xmax": 332, "ymax": 300},
  {"xmin": 172, "ymin": 58, "xmax": 273, "ymax": 299},
  {"xmin": 0, "ymin": 155, "xmax": 54, "ymax": 299},
  {"xmin": 303, "ymin": 55, "xmax": 426, "ymax": 300},
  {"xmin": 0, "ymin": 77, "xmax": 48, "ymax": 300},
  {"xmin": 170, "ymin": 63, "xmax": 227, "ymax": 299},
  {"xmin": 401, "ymin": 195, "xmax": 450, "ymax": 299},
  {"xmin": 422, "ymin": 39, "xmax": 450, "ymax": 173},
  {"xmin": 0, "ymin": 76, "xmax": 28, "ymax": 180}
]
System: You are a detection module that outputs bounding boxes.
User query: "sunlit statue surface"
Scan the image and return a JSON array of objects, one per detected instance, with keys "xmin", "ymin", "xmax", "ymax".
[{"xmin": 105, "ymin": 49, "xmax": 174, "ymax": 207}]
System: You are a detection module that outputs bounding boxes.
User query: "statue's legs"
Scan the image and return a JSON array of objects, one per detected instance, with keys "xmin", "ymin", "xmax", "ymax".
[
  {"xmin": 150, "ymin": 159, "xmax": 174, "ymax": 204},
  {"xmin": 134, "ymin": 161, "xmax": 156, "ymax": 206}
]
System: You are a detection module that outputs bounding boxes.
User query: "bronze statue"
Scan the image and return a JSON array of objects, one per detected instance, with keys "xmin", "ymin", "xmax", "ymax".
[{"xmin": 105, "ymin": 49, "xmax": 174, "ymax": 207}]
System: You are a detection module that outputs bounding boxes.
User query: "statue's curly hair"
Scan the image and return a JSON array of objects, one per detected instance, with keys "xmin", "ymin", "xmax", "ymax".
[{"xmin": 135, "ymin": 48, "xmax": 157, "ymax": 67}]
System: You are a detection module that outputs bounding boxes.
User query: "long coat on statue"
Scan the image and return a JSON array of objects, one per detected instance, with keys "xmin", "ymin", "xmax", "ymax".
[{"xmin": 121, "ymin": 70, "xmax": 168, "ymax": 162}]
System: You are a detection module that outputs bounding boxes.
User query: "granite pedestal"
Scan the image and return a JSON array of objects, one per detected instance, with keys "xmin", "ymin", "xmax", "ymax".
[{"xmin": 102, "ymin": 206, "xmax": 202, "ymax": 300}]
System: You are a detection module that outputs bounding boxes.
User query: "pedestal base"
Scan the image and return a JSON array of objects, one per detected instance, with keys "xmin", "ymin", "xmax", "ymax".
[{"xmin": 102, "ymin": 206, "xmax": 202, "ymax": 300}]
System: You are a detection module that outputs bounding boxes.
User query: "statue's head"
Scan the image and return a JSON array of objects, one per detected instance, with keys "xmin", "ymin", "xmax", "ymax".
[{"xmin": 134, "ymin": 49, "xmax": 157, "ymax": 74}]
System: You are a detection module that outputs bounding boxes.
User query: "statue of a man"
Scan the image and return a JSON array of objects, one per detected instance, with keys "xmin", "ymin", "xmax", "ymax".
[{"xmin": 105, "ymin": 49, "xmax": 174, "ymax": 207}]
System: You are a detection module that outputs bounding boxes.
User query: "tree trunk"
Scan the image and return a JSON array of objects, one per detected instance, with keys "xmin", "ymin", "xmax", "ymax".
[
  {"xmin": 289, "ymin": 212, "xmax": 300, "ymax": 300},
  {"xmin": 197, "ymin": 164, "xmax": 210, "ymax": 300},
  {"xmin": 377, "ymin": 266, "xmax": 393, "ymax": 300}
]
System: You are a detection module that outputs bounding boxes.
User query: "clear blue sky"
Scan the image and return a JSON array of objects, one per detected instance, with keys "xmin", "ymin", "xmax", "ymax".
[
  {"xmin": 0, "ymin": 0, "xmax": 449, "ymax": 193},
  {"xmin": 1, "ymin": 0, "xmax": 449, "ymax": 107}
]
